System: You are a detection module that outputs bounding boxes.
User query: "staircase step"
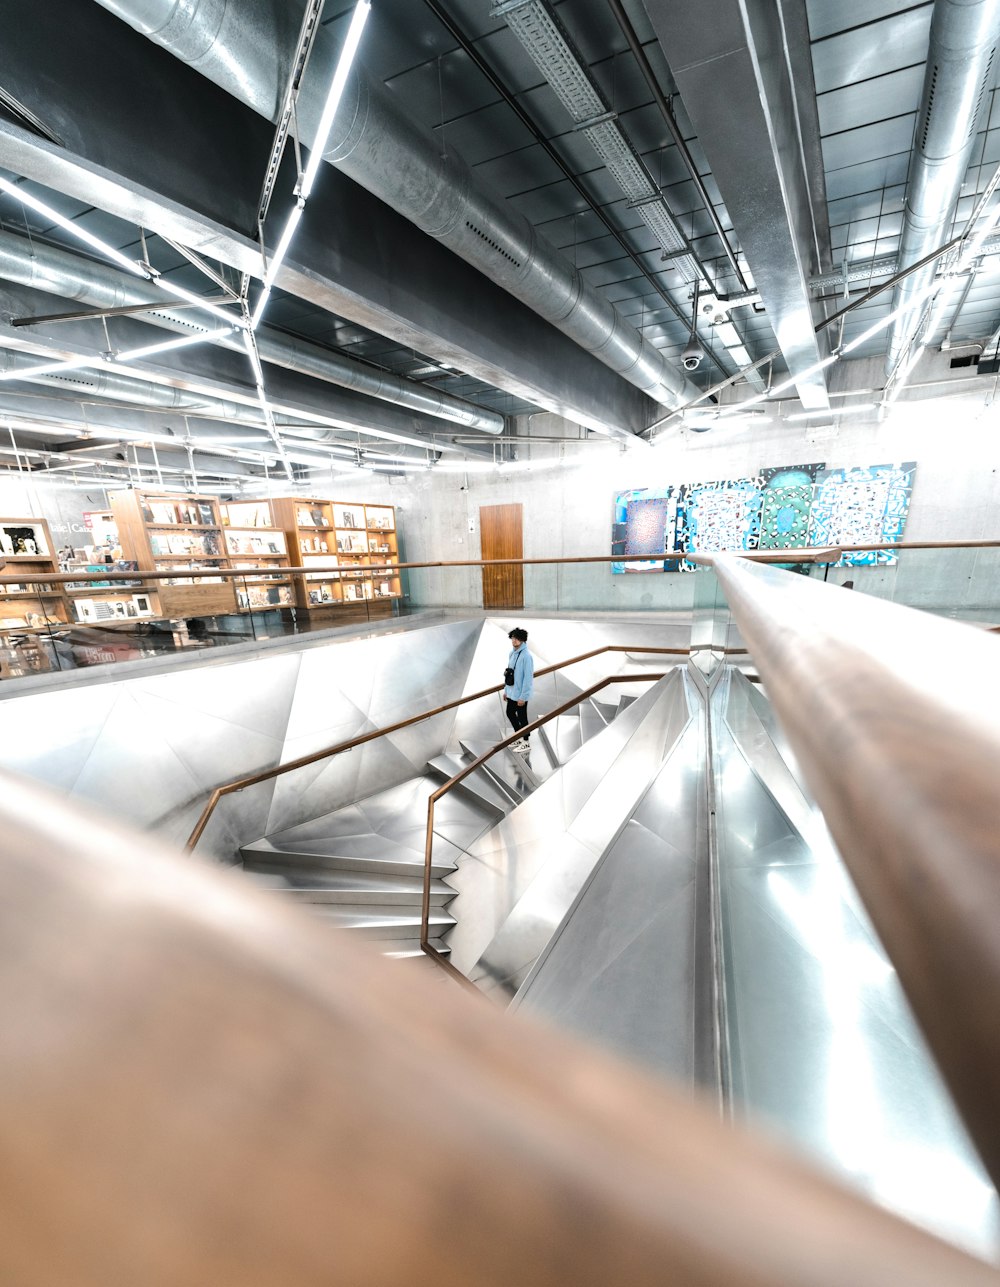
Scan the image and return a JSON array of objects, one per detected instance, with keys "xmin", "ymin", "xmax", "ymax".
[
  {"xmin": 244, "ymin": 867, "xmax": 453, "ymax": 906},
  {"xmin": 303, "ymin": 906, "xmax": 456, "ymax": 939},
  {"xmin": 426, "ymin": 755, "xmax": 511, "ymax": 816},
  {"xmin": 459, "ymin": 740, "xmax": 533, "ymax": 803},
  {"xmin": 579, "ymin": 701, "xmax": 608, "ymax": 741},
  {"xmin": 241, "ymin": 837, "xmax": 456, "ymax": 879},
  {"xmin": 552, "ymin": 713, "xmax": 583, "ymax": 761},
  {"xmin": 617, "ymin": 694, "xmax": 637, "ymax": 716},
  {"xmin": 536, "ymin": 724, "xmax": 560, "ymax": 768}
]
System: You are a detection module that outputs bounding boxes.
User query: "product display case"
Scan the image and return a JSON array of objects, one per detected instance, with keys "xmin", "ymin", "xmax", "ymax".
[{"xmin": 109, "ymin": 489, "xmax": 237, "ymax": 617}]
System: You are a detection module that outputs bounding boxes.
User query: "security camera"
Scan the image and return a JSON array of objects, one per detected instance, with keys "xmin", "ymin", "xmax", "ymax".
[{"xmin": 682, "ymin": 336, "xmax": 705, "ymax": 371}]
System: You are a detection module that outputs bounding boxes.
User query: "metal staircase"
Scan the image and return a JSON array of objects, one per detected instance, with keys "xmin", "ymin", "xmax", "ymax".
[{"xmin": 240, "ymin": 693, "xmax": 619, "ymax": 960}]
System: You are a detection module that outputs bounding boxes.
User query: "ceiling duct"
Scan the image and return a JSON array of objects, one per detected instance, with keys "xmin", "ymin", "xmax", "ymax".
[
  {"xmin": 0, "ymin": 229, "xmax": 502, "ymax": 435},
  {"xmin": 888, "ymin": 0, "xmax": 1000, "ymax": 372},
  {"xmin": 491, "ymin": 0, "xmax": 699, "ymax": 284},
  {"xmin": 92, "ymin": 0, "xmax": 701, "ymax": 413}
]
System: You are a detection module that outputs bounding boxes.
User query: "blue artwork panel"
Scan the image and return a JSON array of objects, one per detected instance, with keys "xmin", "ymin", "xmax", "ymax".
[
  {"xmin": 678, "ymin": 477, "xmax": 763, "ymax": 569},
  {"xmin": 807, "ymin": 462, "xmax": 917, "ymax": 565},
  {"xmin": 759, "ymin": 463, "xmax": 825, "ymax": 550},
  {"xmin": 611, "ymin": 487, "xmax": 680, "ymax": 572}
]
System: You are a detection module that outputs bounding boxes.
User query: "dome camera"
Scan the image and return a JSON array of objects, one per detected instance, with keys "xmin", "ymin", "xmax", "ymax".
[{"xmin": 682, "ymin": 337, "xmax": 705, "ymax": 371}]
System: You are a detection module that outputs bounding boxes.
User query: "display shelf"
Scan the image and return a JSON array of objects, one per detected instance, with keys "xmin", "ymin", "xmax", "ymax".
[
  {"xmin": 269, "ymin": 496, "xmax": 402, "ymax": 616},
  {"xmin": 109, "ymin": 489, "xmax": 237, "ymax": 617},
  {"xmin": 0, "ymin": 516, "xmax": 69, "ymax": 634}
]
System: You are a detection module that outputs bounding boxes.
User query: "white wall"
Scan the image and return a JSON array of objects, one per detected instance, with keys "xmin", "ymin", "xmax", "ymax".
[{"xmin": 356, "ymin": 378, "xmax": 1000, "ymax": 615}]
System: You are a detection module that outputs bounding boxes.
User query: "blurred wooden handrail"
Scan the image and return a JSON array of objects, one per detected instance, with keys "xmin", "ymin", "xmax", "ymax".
[
  {"xmin": 708, "ymin": 553, "xmax": 1000, "ymax": 1193},
  {"xmin": 186, "ymin": 645, "xmax": 686, "ymax": 850},
  {"xmin": 0, "ymin": 770, "xmax": 996, "ymax": 1285}
]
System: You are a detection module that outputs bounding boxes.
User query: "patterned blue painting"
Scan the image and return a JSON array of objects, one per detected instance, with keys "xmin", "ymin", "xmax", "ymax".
[
  {"xmin": 807, "ymin": 462, "xmax": 917, "ymax": 565},
  {"xmin": 611, "ymin": 486, "xmax": 681, "ymax": 572},
  {"xmin": 678, "ymin": 476, "xmax": 763, "ymax": 569},
  {"xmin": 758, "ymin": 463, "xmax": 825, "ymax": 550}
]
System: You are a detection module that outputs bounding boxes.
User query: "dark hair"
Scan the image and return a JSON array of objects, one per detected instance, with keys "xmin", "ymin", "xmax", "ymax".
[{"xmin": 508, "ymin": 627, "xmax": 528, "ymax": 642}]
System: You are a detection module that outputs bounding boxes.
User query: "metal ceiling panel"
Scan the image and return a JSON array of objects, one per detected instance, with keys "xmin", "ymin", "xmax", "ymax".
[
  {"xmin": 817, "ymin": 65, "xmax": 926, "ymax": 136},
  {"xmin": 806, "ymin": 0, "xmax": 932, "ymax": 44},
  {"xmin": 643, "ymin": 0, "xmax": 833, "ymax": 407},
  {"xmin": 824, "ymin": 152, "xmax": 911, "ymax": 202},
  {"xmin": 811, "ymin": 8, "xmax": 933, "ymax": 93},
  {"xmin": 822, "ymin": 115, "xmax": 920, "ymax": 174}
]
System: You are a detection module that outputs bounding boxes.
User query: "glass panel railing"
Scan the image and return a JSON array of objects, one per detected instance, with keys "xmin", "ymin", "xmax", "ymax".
[{"xmin": 809, "ymin": 545, "xmax": 1000, "ymax": 625}]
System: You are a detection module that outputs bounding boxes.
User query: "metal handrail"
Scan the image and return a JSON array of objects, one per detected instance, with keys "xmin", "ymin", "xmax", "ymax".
[
  {"xmin": 420, "ymin": 672, "xmax": 665, "ymax": 988},
  {"xmin": 707, "ymin": 552, "xmax": 1000, "ymax": 1194},
  {"xmin": 185, "ymin": 645, "xmax": 686, "ymax": 851}
]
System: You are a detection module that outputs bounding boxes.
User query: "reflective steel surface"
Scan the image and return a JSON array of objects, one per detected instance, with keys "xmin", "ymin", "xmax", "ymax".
[
  {"xmin": 447, "ymin": 668, "xmax": 692, "ymax": 994},
  {"xmin": 715, "ymin": 669, "xmax": 1000, "ymax": 1260},
  {"xmin": 512, "ymin": 701, "xmax": 712, "ymax": 1089}
]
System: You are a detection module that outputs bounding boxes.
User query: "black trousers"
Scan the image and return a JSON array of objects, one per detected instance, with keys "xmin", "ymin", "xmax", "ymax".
[{"xmin": 506, "ymin": 697, "xmax": 529, "ymax": 737}]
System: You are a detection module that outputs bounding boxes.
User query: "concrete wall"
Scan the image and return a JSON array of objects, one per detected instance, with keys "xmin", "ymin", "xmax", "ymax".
[{"xmin": 359, "ymin": 379, "xmax": 1000, "ymax": 617}]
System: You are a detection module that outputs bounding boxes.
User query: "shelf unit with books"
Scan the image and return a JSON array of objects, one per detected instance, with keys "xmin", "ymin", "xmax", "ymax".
[
  {"xmin": 219, "ymin": 502, "xmax": 293, "ymax": 612},
  {"xmin": 270, "ymin": 497, "xmax": 401, "ymax": 618},
  {"xmin": 0, "ymin": 517, "xmax": 70, "ymax": 654},
  {"xmin": 362, "ymin": 505, "xmax": 401, "ymax": 603},
  {"xmin": 108, "ymin": 489, "xmax": 237, "ymax": 617}
]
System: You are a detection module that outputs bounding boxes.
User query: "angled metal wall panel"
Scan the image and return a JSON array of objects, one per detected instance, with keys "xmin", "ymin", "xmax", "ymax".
[
  {"xmin": 512, "ymin": 702, "xmax": 712, "ymax": 1090},
  {"xmin": 446, "ymin": 669, "xmax": 692, "ymax": 991}
]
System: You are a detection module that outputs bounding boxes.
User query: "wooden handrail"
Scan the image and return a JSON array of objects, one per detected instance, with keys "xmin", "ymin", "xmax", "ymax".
[
  {"xmin": 186, "ymin": 646, "xmax": 686, "ymax": 850},
  {"xmin": 420, "ymin": 673, "xmax": 664, "ymax": 986},
  {"xmin": 1, "ymin": 770, "xmax": 996, "ymax": 1284},
  {"xmin": 9, "ymin": 535, "xmax": 1000, "ymax": 588},
  {"xmin": 708, "ymin": 553, "xmax": 1000, "ymax": 1193}
]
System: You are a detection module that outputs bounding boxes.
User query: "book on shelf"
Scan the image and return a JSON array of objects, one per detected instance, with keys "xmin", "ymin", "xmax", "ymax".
[
  {"xmin": 197, "ymin": 503, "xmax": 215, "ymax": 525},
  {"xmin": 149, "ymin": 502, "xmax": 178, "ymax": 525}
]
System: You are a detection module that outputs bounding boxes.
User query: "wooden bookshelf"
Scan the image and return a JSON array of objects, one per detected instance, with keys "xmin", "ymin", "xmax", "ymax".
[
  {"xmin": 108, "ymin": 489, "xmax": 237, "ymax": 617},
  {"xmin": 220, "ymin": 501, "xmax": 294, "ymax": 612},
  {"xmin": 270, "ymin": 497, "xmax": 402, "ymax": 619},
  {"xmin": 0, "ymin": 516, "xmax": 69, "ymax": 634}
]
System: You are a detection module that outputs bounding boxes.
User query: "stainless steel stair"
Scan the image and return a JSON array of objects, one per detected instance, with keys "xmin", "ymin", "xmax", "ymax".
[{"xmin": 426, "ymin": 753, "xmax": 513, "ymax": 815}]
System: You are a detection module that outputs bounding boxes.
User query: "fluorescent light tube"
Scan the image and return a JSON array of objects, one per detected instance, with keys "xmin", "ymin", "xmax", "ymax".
[
  {"xmin": 786, "ymin": 403, "xmax": 876, "ymax": 421},
  {"xmin": 299, "ymin": 1, "xmax": 372, "ymax": 201},
  {"xmin": 112, "ymin": 325, "xmax": 236, "ymax": 365},
  {"xmin": 0, "ymin": 174, "xmax": 146, "ymax": 278},
  {"xmin": 152, "ymin": 276, "xmax": 248, "ymax": 329}
]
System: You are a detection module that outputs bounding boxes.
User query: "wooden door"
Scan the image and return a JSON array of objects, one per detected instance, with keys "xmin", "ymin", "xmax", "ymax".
[{"xmin": 480, "ymin": 503, "xmax": 523, "ymax": 610}]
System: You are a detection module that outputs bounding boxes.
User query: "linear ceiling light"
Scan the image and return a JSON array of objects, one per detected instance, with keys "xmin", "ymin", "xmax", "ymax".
[
  {"xmin": 252, "ymin": 0, "xmax": 371, "ymax": 331},
  {"xmin": 0, "ymin": 175, "xmax": 249, "ymax": 332},
  {"xmin": 0, "ymin": 324, "xmax": 237, "ymax": 384},
  {"xmin": 0, "ymin": 174, "xmax": 146, "ymax": 277},
  {"xmin": 150, "ymin": 274, "xmax": 248, "ymax": 329},
  {"xmin": 786, "ymin": 403, "xmax": 876, "ymax": 421},
  {"xmin": 300, "ymin": 2, "xmax": 372, "ymax": 200}
]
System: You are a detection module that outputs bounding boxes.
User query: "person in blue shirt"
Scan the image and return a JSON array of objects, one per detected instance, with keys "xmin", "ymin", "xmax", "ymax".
[{"xmin": 504, "ymin": 626, "xmax": 534, "ymax": 753}]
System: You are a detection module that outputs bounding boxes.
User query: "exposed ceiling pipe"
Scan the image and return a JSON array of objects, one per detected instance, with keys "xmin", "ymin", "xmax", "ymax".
[
  {"xmin": 0, "ymin": 346, "xmax": 216, "ymax": 411},
  {"xmin": 887, "ymin": 0, "xmax": 1000, "ymax": 372},
  {"xmin": 92, "ymin": 0, "xmax": 701, "ymax": 413},
  {"xmin": 0, "ymin": 228, "xmax": 502, "ymax": 435}
]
